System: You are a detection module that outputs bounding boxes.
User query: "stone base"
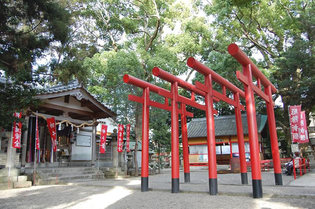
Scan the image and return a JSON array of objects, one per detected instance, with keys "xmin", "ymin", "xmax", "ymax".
[
  {"xmin": 0, "ymin": 182, "xmax": 13, "ymax": 190},
  {"xmin": 13, "ymin": 181, "xmax": 32, "ymax": 188}
]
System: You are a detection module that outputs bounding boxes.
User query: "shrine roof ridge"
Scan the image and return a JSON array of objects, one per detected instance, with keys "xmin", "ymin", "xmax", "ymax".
[{"xmin": 187, "ymin": 114, "xmax": 267, "ymax": 138}]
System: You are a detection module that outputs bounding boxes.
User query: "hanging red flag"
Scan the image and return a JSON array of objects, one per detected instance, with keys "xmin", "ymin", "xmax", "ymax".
[
  {"xmin": 289, "ymin": 105, "xmax": 301, "ymax": 143},
  {"xmin": 12, "ymin": 112, "xmax": 22, "ymax": 148},
  {"xmin": 299, "ymin": 111, "xmax": 309, "ymax": 143},
  {"xmin": 126, "ymin": 124, "xmax": 131, "ymax": 152},
  {"xmin": 47, "ymin": 117, "xmax": 57, "ymax": 152},
  {"xmin": 100, "ymin": 124, "xmax": 107, "ymax": 153},
  {"xmin": 35, "ymin": 114, "xmax": 40, "ymax": 150},
  {"xmin": 117, "ymin": 124, "xmax": 124, "ymax": 152}
]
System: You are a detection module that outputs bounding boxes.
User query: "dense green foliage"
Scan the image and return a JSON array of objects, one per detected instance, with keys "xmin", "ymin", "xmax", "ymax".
[
  {"xmin": 204, "ymin": 0, "xmax": 315, "ymax": 152},
  {"xmin": 0, "ymin": 0, "xmax": 72, "ymax": 129},
  {"xmin": 1, "ymin": 0, "xmax": 314, "ymax": 156}
]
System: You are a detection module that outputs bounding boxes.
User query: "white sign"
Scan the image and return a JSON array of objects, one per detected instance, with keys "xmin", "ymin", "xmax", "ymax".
[{"xmin": 291, "ymin": 144, "xmax": 299, "ymax": 153}]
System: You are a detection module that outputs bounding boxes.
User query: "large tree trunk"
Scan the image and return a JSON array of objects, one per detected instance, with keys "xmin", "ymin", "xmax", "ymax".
[
  {"xmin": 282, "ymin": 101, "xmax": 292, "ymax": 155},
  {"xmin": 134, "ymin": 103, "xmax": 142, "ymax": 176}
]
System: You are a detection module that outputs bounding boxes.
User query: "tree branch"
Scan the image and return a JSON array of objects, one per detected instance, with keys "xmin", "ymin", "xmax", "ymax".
[
  {"xmin": 145, "ymin": 0, "xmax": 161, "ymax": 51},
  {"xmin": 234, "ymin": 12, "xmax": 277, "ymax": 59},
  {"xmin": 185, "ymin": 68, "xmax": 194, "ymax": 82}
]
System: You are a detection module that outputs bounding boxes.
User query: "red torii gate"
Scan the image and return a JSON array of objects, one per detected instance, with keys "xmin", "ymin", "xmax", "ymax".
[
  {"xmin": 124, "ymin": 43, "xmax": 282, "ymax": 199},
  {"xmin": 123, "ymin": 74, "xmax": 216, "ymax": 192},
  {"xmin": 186, "ymin": 57, "xmax": 249, "ymax": 185},
  {"xmin": 228, "ymin": 43, "xmax": 282, "ymax": 198},
  {"xmin": 152, "ymin": 67, "xmax": 247, "ymax": 194}
]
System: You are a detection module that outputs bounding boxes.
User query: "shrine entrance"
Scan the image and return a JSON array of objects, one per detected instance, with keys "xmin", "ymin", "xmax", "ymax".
[{"xmin": 124, "ymin": 43, "xmax": 282, "ymax": 198}]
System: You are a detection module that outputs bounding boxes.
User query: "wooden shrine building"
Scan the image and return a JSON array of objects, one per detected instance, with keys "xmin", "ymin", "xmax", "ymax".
[
  {"xmin": 187, "ymin": 114, "xmax": 269, "ymax": 166},
  {"xmin": 21, "ymin": 81, "xmax": 116, "ymax": 168}
]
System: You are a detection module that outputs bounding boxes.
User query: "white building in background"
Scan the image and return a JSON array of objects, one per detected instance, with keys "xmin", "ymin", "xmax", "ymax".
[{"xmin": 97, "ymin": 118, "xmax": 117, "ymax": 135}]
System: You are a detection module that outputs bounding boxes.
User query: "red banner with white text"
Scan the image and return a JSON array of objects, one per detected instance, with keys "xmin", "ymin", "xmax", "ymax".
[
  {"xmin": 126, "ymin": 124, "xmax": 130, "ymax": 152},
  {"xmin": 117, "ymin": 124, "xmax": 124, "ymax": 152},
  {"xmin": 299, "ymin": 111, "xmax": 309, "ymax": 143},
  {"xmin": 289, "ymin": 105, "xmax": 301, "ymax": 143},
  {"xmin": 12, "ymin": 112, "xmax": 22, "ymax": 148},
  {"xmin": 100, "ymin": 124, "xmax": 108, "ymax": 153},
  {"xmin": 35, "ymin": 114, "xmax": 40, "ymax": 150},
  {"xmin": 47, "ymin": 117, "xmax": 57, "ymax": 152}
]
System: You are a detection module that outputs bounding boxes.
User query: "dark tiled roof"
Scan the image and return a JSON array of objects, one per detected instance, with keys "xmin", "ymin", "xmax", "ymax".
[
  {"xmin": 45, "ymin": 80, "xmax": 82, "ymax": 93},
  {"xmin": 38, "ymin": 80, "xmax": 116, "ymax": 118},
  {"xmin": 187, "ymin": 114, "xmax": 267, "ymax": 138}
]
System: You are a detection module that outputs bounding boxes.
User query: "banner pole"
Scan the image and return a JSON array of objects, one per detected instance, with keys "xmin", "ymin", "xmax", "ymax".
[
  {"xmin": 98, "ymin": 148, "xmax": 100, "ymax": 171},
  {"xmin": 33, "ymin": 112, "xmax": 38, "ymax": 185},
  {"xmin": 33, "ymin": 140, "xmax": 36, "ymax": 185},
  {"xmin": 288, "ymin": 105, "xmax": 293, "ymax": 150},
  {"xmin": 50, "ymin": 143, "xmax": 53, "ymax": 163},
  {"xmin": 8, "ymin": 128, "xmax": 13, "ymax": 188}
]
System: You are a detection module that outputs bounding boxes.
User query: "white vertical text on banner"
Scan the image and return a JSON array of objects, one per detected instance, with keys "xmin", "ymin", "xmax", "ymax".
[
  {"xmin": 299, "ymin": 111, "xmax": 309, "ymax": 143},
  {"xmin": 289, "ymin": 105, "xmax": 301, "ymax": 143},
  {"xmin": 12, "ymin": 112, "xmax": 22, "ymax": 149},
  {"xmin": 47, "ymin": 117, "xmax": 57, "ymax": 152},
  {"xmin": 117, "ymin": 124, "xmax": 124, "ymax": 152},
  {"xmin": 100, "ymin": 124, "xmax": 107, "ymax": 153},
  {"xmin": 35, "ymin": 114, "xmax": 40, "ymax": 150}
]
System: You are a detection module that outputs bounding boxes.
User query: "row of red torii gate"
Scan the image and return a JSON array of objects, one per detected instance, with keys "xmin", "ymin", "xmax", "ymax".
[{"xmin": 123, "ymin": 43, "xmax": 282, "ymax": 198}]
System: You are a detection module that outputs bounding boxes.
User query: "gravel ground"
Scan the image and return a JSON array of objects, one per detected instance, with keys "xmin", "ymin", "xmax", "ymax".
[{"xmin": 0, "ymin": 168, "xmax": 314, "ymax": 209}]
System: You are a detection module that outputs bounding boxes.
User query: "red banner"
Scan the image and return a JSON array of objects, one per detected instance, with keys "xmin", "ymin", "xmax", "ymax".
[
  {"xmin": 12, "ymin": 112, "xmax": 22, "ymax": 148},
  {"xmin": 47, "ymin": 117, "xmax": 57, "ymax": 152},
  {"xmin": 35, "ymin": 114, "xmax": 40, "ymax": 150},
  {"xmin": 126, "ymin": 124, "xmax": 131, "ymax": 152},
  {"xmin": 299, "ymin": 111, "xmax": 309, "ymax": 143},
  {"xmin": 117, "ymin": 124, "xmax": 124, "ymax": 152},
  {"xmin": 289, "ymin": 105, "xmax": 301, "ymax": 143},
  {"xmin": 100, "ymin": 124, "xmax": 108, "ymax": 153}
]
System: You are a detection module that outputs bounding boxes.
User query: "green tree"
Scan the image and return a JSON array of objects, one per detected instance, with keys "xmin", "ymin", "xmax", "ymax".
[
  {"xmin": 83, "ymin": 0, "xmax": 193, "ymax": 175},
  {"xmin": 204, "ymin": 0, "xmax": 315, "ymax": 153},
  {"xmin": 0, "ymin": 0, "xmax": 71, "ymax": 129},
  {"xmin": 150, "ymin": 108, "xmax": 171, "ymax": 173}
]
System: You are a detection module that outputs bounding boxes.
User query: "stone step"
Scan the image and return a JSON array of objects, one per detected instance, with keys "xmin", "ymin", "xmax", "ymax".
[
  {"xmin": 23, "ymin": 166, "xmax": 106, "ymax": 185},
  {"xmin": 0, "ymin": 176, "xmax": 18, "ymax": 183},
  {"xmin": 42, "ymin": 171, "xmax": 104, "ymax": 178},
  {"xmin": 13, "ymin": 181, "xmax": 32, "ymax": 189},
  {"xmin": 30, "ymin": 167, "xmax": 98, "ymax": 174},
  {"xmin": 0, "ymin": 168, "xmax": 20, "ymax": 177},
  {"xmin": 17, "ymin": 175, "xmax": 28, "ymax": 182},
  {"xmin": 0, "ymin": 175, "xmax": 28, "ymax": 183},
  {"xmin": 36, "ymin": 173, "xmax": 105, "ymax": 185},
  {"xmin": 0, "ymin": 182, "xmax": 13, "ymax": 190},
  {"xmin": 44, "ymin": 170, "xmax": 97, "ymax": 177}
]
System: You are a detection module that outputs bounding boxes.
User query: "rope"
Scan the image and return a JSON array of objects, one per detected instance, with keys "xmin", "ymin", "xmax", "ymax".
[{"xmin": 31, "ymin": 111, "xmax": 97, "ymax": 128}]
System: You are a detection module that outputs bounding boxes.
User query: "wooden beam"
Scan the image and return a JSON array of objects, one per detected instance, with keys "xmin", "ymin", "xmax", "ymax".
[
  {"xmin": 35, "ymin": 113, "xmax": 92, "ymax": 124},
  {"xmin": 40, "ymin": 103, "xmax": 94, "ymax": 117}
]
